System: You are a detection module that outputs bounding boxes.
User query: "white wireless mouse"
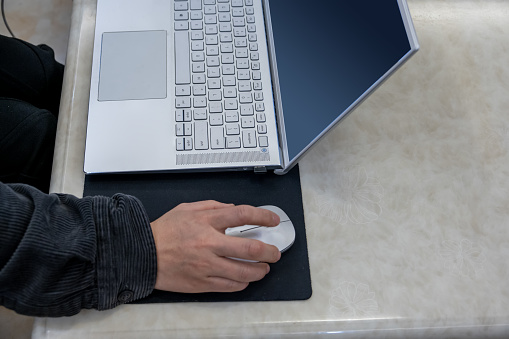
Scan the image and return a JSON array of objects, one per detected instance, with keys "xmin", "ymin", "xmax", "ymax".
[{"xmin": 225, "ymin": 205, "xmax": 296, "ymax": 253}]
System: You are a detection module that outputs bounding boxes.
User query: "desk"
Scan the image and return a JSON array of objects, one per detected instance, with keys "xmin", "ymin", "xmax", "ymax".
[{"xmin": 34, "ymin": 0, "xmax": 509, "ymax": 337}]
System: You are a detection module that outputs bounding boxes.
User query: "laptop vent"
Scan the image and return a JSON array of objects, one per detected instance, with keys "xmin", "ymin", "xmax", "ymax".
[{"xmin": 177, "ymin": 151, "xmax": 270, "ymax": 165}]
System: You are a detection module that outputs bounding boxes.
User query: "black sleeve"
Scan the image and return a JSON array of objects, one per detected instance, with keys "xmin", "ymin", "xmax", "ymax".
[{"xmin": 0, "ymin": 182, "xmax": 157, "ymax": 317}]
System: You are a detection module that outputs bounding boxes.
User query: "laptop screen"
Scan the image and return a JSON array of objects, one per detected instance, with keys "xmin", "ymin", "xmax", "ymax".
[{"xmin": 268, "ymin": 0, "xmax": 414, "ymax": 162}]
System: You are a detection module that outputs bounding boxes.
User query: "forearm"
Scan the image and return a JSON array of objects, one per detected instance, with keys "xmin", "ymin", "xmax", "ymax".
[{"xmin": 0, "ymin": 183, "xmax": 157, "ymax": 317}]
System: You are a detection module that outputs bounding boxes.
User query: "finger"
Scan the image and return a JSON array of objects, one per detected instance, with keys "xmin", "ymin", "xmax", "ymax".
[
  {"xmin": 202, "ymin": 277, "xmax": 249, "ymax": 293},
  {"xmin": 215, "ymin": 236, "xmax": 281, "ymax": 263},
  {"xmin": 207, "ymin": 205, "xmax": 280, "ymax": 231},
  {"xmin": 176, "ymin": 200, "xmax": 234, "ymax": 212},
  {"xmin": 208, "ymin": 258, "xmax": 272, "ymax": 284}
]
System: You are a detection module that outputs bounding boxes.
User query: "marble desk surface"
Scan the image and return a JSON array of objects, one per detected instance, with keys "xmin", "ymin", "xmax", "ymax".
[{"xmin": 33, "ymin": 0, "xmax": 509, "ymax": 338}]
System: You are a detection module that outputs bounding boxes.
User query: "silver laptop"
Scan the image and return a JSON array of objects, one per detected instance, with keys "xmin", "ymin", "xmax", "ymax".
[{"xmin": 84, "ymin": 0, "xmax": 419, "ymax": 174}]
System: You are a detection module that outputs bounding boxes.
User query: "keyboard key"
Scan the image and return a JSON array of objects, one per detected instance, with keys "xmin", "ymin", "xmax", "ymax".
[
  {"xmin": 208, "ymin": 90, "xmax": 222, "ymax": 101},
  {"xmin": 242, "ymin": 130, "xmax": 257, "ymax": 147},
  {"xmin": 206, "ymin": 46, "xmax": 219, "ymax": 55},
  {"xmin": 185, "ymin": 137, "xmax": 193, "ymax": 150},
  {"xmin": 193, "ymin": 73, "xmax": 206, "ymax": 84},
  {"xmin": 237, "ymin": 59, "xmax": 249, "ymax": 69},
  {"xmin": 234, "ymin": 38, "xmax": 248, "ymax": 48},
  {"xmin": 218, "ymin": 4, "xmax": 230, "ymax": 12},
  {"xmin": 221, "ymin": 43, "xmax": 234, "ymax": 53},
  {"xmin": 193, "ymin": 84, "xmax": 206, "ymax": 95},
  {"xmin": 190, "ymin": 0, "xmax": 202, "ymax": 10},
  {"xmin": 226, "ymin": 136, "xmax": 241, "ymax": 149},
  {"xmin": 192, "ymin": 62, "xmax": 205, "ymax": 72},
  {"xmin": 221, "ymin": 65, "xmax": 234, "ymax": 75},
  {"xmin": 190, "ymin": 11, "xmax": 203, "ymax": 20},
  {"xmin": 204, "ymin": 15, "xmax": 217, "ymax": 24},
  {"xmin": 210, "ymin": 126, "xmax": 225, "ymax": 149},
  {"xmin": 176, "ymin": 97, "xmax": 191, "ymax": 108},
  {"xmin": 240, "ymin": 104, "xmax": 253, "ymax": 115},
  {"xmin": 193, "ymin": 96, "xmax": 207, "ymax": 108},
  {"xmin": 191, "ymin": 51, "xmax": 205, "ymax": 61},
  {"xmin": 176, "ymin": 138, "xmax": 185, "ymax": 151},
  {"xmin": 224, "ymin": 87, "xmax": 237, "ymax": 98},
  {"xmin": 232, "ymin": 8, "xmax": 244, "ymax": 17},
  {"xmin": 235, "ymin": 48, "xmax": 248, "ymax": 58},
  {"xmin": 175, "ymin": 31, "xmax": 191, "ymax": 84},
  {"xmin": 208, "ymin": 79, "xmax": 221, "ymax": 89},
  {"xmin": 224, "ymin": 99, "xmax": 238, "ymax": 110},
  {"xmin": 204, "ymin": 5, "xmax": 216, "ymax": 14},
  {"xmin": 191, "ymin": 41, "xmax": 204, "ymax": 51},
  {"xmin": 226, "ymin": 123, "xmax": 240, "ymax": 135},
  {"xmin": 239, "ymin": 93, "xmax": 252, "ymax": 103},
  {"xmin": 175, "ymin": 12, "xmax": 189, "ymax": 20},
  {"xmin": 175, "ymin": 22, "xmax": 189, "ymax": 30},
  {"xmin": 238, "ymin": 80, "xmax": 251, "ymax": 92},
  {"xmin": 205, "ymin": 25, "xmax": 218, "ymax": 35},
  {"xmin": 238, "ymin": 70, "xmax": 250, "ymax": 80},
  {"xmin": 191, "ymin": 31, "xmax": 204, "ymax": 40},
  {"xmin": 241, "ymin": 116, "xmax": 255, "ymax": 128},
  {"xmin": 194, "ymin": 109, "xmax": 207, "ymax": 120},
  {"xmin": 225, "ymin": 110, "xmax": 239, "ymax": 122},
  {"xmin": 209, "ymin": 102, "xmax": 223, "ymax": 113},
  {"xmin": 207, "ymin": 67, "xmax": 220, "ymax": 77},
  {"xmin": 195, "ymin": 121, "xmax": 209, "ymax": 150},
  {"xmin": 210, "ymin": 115, "xmax": 224, "ymax": 126},
  {"xmin": 176, "ymin": 85, "xmax": 191, "ymax": 96},
  {"xmin": 176, "ymin": 109, "xmax": 184, "ymax": 122},
  {"xmin": 258, "ymin": 136, "xmax": 268, "ymax": 147},
  {"xmin": 205, "ymin": 35, "xmax": 218, "ymax": 45},
  {"xmin": 257, "ymin": 123, "xmax": 267, "ymax": 134},
  {"xmin": 223, "ymin": 75, "xmax": 236, "ymax": 86},
  {"xmin": 219, "ymin": 13, "xmax": 231, "ymax": 22},
  {"xmin": 184, "ymin": 123, "xmax": 192, "ymax": 136},
  {"xmin": 234, "ymin": 27, "xmax": 247, "ymax": 37},
  {"xmin": 255, "ymin": 102, "xmax": 265, "ymax": 111},
  {"xmin": 191, "ymin": 21, "xmax": 203, "ymax": 30},
  {"xmin": 256, "ymin": 112, "xmax": 266, "ymax": 122},
  {"xmin": 175, "ymin": 2, "xmax": 188, "ymax": 10},
  {"xmin": 206, "ymin": 56, "xmax": 220, "ymax": 67}
]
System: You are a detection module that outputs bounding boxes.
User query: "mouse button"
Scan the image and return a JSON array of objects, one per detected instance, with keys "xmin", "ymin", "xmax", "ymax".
[
  {"xmin": 258, "ymin": 205, "xmax": 289, "ymax": 220},
  {"xmin": 225, "ymin": 225, "xmax": 255, "ymax": 234}
]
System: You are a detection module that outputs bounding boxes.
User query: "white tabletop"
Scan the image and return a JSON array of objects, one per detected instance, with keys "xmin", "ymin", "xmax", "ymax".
[{"xmin": 34, "ymin": 0, "xmax": 509, "ymax": 337}]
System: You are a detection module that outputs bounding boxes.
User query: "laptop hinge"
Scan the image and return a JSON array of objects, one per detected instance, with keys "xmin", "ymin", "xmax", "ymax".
[{"xmin": 254, "ymin": 166, "xmax": 267, "ymax": 174}]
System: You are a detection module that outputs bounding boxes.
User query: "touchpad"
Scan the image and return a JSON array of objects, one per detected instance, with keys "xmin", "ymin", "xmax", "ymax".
[{"xmin": 98, "ymin": 30, "xmax": 167, "ymax": 101}]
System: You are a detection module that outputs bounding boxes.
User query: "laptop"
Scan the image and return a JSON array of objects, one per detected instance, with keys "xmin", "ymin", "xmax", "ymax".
[{"xmin": 84, "ymin": 0, "xmax": 419, "ymax": 175}]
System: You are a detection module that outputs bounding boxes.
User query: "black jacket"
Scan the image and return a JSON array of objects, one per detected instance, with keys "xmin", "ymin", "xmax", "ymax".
[{"xmin": 0, "ymin": 182, "xmax": 157, "ymax": 317}]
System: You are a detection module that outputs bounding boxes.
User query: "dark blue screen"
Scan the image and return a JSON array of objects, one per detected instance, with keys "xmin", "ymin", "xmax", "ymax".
[{"xmin": 267, "ymin": 0, "xmax": 412, "ymax": 160}]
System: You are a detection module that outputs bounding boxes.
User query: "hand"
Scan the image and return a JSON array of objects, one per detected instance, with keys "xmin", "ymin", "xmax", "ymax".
[{"xmin": 150, "ymin": 201, "xmax": 281, "ymax": 293}]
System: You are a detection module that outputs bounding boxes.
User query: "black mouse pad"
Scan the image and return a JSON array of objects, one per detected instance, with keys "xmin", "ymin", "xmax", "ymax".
[{"xmin": 83, "ymin": 165, "xmax": 312, "ymax": 303}]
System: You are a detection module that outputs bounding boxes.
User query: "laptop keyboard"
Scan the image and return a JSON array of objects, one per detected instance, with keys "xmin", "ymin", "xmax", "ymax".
[{"xmin": 173, "ymin": 0, "xmax": 270, "ymax": 152}]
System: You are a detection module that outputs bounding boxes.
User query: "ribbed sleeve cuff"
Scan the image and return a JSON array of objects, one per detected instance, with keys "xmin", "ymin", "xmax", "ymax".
[{"xmin": 92, "ymin": 194, "xmax": 157, "ymax": 310}]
